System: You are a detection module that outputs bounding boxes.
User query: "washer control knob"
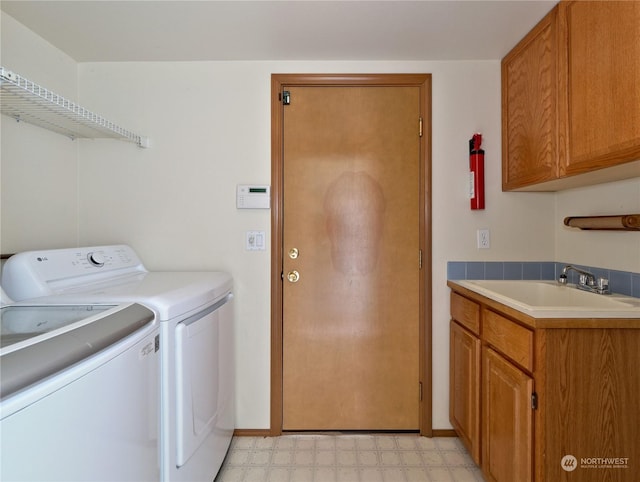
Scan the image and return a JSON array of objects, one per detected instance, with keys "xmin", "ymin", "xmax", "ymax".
[{"xmin": 87, "ymin": 252, "xmax": 105, "ymax": 267}]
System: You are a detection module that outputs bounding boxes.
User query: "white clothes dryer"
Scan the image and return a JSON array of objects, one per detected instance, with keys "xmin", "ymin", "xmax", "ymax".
[{"xmin": 3, "ymin": 245, "xmax": 235, "ymax": 482}]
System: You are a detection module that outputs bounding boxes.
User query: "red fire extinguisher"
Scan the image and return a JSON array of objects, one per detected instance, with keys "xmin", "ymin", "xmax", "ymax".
[{"xmin": 469, "ymin": 133, "xmax": 485, "ymax": 210}]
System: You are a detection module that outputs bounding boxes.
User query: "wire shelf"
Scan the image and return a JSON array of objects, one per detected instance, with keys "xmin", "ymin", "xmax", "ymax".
[{"xmin": 0, "ymin": 67, "xmax": 148, "ymax": 147}]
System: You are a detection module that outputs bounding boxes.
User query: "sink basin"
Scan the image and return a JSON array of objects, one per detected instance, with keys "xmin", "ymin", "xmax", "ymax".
[{"xmin": 455, "ymin": 280, "xmax": 640, "ymax": 318}]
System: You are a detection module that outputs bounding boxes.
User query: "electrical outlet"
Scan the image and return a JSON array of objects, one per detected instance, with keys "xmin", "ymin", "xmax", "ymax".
[{"xmin": 477, "ymin": 229, "xmax": 491, "ymax": 249}]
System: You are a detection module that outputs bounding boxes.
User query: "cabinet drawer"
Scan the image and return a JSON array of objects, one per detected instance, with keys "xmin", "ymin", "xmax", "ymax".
[
  {"xmin": 483, "ymin": 309, "xmax": 533, "ymax": 372},
  {"xmin": 451, "ymin": 292, "xmax": 480, "ymax": 335}
]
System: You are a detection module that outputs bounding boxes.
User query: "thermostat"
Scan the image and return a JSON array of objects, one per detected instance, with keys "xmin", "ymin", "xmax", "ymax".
[{"xmin": 236, "ymin": 184, "xmax": 270, "ymax": 209}]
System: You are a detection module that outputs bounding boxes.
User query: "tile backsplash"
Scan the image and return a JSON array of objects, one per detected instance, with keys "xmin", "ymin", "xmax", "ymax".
[{"xmin": 447, "ymin": 261, "xmax": 640, "ymax": 298}]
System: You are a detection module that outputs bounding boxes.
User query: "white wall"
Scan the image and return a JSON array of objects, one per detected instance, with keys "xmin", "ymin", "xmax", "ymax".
[
  {"xmin": 2, "ymin": 13, "xmax": 638, "ymax": 432},
  {"xmin": 1, "ymin": 13, "xmax": 79, "ymax": 252},
  {"xmin": 555, "ymin": 178, "xmax": 640, "ymax": 272}
]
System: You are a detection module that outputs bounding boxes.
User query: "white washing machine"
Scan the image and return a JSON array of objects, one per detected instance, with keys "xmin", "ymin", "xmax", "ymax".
[
  {"xmin": 2, "ymin": 245, "xmax": 235, "ymax": 482},
  {"xmin": 1, "ymin": 296, "xmax": 159, "ymax": 481}
]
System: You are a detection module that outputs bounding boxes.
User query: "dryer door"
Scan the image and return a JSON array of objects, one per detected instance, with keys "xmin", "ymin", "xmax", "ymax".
[{"xmin": 175, "ymin": 307, "xmax": 220, "ymax": 467}]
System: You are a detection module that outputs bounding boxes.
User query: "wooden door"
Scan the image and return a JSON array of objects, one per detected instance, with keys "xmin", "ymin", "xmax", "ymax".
[
  {"xmin": 281, "ymin": 84, "xmax": 421, "ymax": 430},
  {"xmin": 482, "ymin": 347, "xmax": 533, "ymax": 482}
]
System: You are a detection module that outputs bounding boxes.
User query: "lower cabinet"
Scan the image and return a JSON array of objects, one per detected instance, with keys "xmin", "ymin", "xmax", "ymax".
[
  {"xmin": 449, "ymin": 284, "xmax": 640, "ymax": 482},
  {"xmin": 482, "ymin": 347, "xmax": 533, "ymax": 482},
  {"xmin": 450, "ymin": 291, "xmax": 534, "ymax": 480},
  {"xmin": 449, "ymin": 320, "xmax": 480, "ymax": 464},
  {"xmin": 449, "ymin": 313, "xmax": 533, "ymax": 482}
]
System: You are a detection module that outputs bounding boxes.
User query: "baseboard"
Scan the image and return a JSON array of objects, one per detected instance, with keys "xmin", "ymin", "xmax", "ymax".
[
  {"xmin": 234, "ymin": 428, "xmax": 458, "ymax": 438},
  {"xmin": 431, "ymin": 429, "xmax": 457, "ymax": 437},
  {"xmin": 233, "ymin": 428, "xmax": 273, "ymax": 437}
]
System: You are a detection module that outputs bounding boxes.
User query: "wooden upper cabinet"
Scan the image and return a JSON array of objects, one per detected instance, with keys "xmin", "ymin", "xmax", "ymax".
[
  {"xmin": 502, "ymin": 8, "xmax": 560, "ymax": 190},
  {"xmin": 563, "ymin": 0, "xmax": 640, "ymax": 174},
  {"xmin": 502, "ymin": 1, "xmax": 640, "ymax": 191}
]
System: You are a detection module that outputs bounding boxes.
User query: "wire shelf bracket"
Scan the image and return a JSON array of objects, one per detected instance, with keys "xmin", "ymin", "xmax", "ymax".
[{"xmin": 0, "ymin": 66, "xmax": 149, "ymax": 148}]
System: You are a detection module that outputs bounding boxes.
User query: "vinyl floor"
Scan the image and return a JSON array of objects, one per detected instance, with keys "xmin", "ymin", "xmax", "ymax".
[{"xmin": 214, "ymin": 434, "xmax": 485, "ymax": 482}]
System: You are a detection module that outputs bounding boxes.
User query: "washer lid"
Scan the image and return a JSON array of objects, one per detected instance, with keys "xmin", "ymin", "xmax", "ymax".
[
  {"xmin": 0, "ymin": 287, "xmax": 12, "ymax": 306},
  {"xmin": 0, "ymin": 303, "xmax": 154, "ymax": 400},
  {"xmin": 1, "ymin": 304, "xmax": 115, "ymax": 349}
]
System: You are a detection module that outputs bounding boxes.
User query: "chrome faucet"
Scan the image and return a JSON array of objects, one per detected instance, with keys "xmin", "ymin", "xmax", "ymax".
[{"xmin": 558, "ymin": 265, "xmax": 610, "ymax": 295}]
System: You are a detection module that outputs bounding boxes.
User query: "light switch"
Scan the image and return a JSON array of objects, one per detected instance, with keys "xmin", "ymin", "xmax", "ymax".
[{"xmin": 246, "ymin": 231, "xmax": 266, "ymax": 251}]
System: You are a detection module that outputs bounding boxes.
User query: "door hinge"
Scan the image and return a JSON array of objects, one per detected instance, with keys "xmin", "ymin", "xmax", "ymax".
[
  {"xmin": 419, "ymin": 381, "xmax": 423, "ymax": 401},
  {"xmin": 419, "ymin": 117, "xmax": 423, "ymax": 137},
  {"xmin": 531, "ymin": 392, "xmax": 538, "ymax": 410},
  {"xmin": 282, "ymin": 90, "xmax": 291, "ymax": 105},
  {"xmin": 419, "ymin": 249, "xmax": 423, "ymax": 269}
]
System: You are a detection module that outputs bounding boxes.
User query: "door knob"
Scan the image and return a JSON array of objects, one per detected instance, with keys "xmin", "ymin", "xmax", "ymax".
[
  {"xmin": 288, "ymin": 248, "xmax": 299, "ymax": 259},
  {"xmin": 287, "ymin": 270, "xmax": 300, "ymax": 283}
]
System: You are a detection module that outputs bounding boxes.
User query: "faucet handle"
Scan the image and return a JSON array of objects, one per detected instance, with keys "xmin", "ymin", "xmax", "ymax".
[{"xmin": 597, "ymin": 277, "xmax": 610, "ymax": 294}]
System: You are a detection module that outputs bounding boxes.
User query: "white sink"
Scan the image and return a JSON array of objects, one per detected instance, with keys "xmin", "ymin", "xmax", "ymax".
[{"xmin": 455, "ymin": 280, "xmax": 640, "ymax": 318}]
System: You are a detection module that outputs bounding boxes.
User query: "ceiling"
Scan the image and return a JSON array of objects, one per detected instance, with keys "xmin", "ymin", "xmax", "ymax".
[{"xmin": 1, "ymin": 0, "xmax": 557, "ymax": 62}]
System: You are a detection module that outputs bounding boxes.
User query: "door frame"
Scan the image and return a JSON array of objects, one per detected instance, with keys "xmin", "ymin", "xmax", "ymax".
[{"xmin": 270, "ymin": 73, "xmax": 432, "ymax": 436}]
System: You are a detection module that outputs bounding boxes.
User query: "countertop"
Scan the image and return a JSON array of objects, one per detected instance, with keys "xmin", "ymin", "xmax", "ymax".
[{"xmin": 448, "ymin": 279, "xmax": 640, "ymax": 329}]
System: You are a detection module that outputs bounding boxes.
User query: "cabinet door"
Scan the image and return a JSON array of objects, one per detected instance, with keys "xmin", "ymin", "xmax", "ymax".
[
  {"xmin": 563, "ymin": 1, "xmax": 640, "ymax": 174},
  {"xmin": 502, "ymin": 7, "xmax": 560, "ymax": 190},
  {"xmin": 482, "ymin": 347, "xmax": 533, "ymax": 482},
  {"xmin": 449, "ymin": 320, "xmax": 480, "ymax": 464}
]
